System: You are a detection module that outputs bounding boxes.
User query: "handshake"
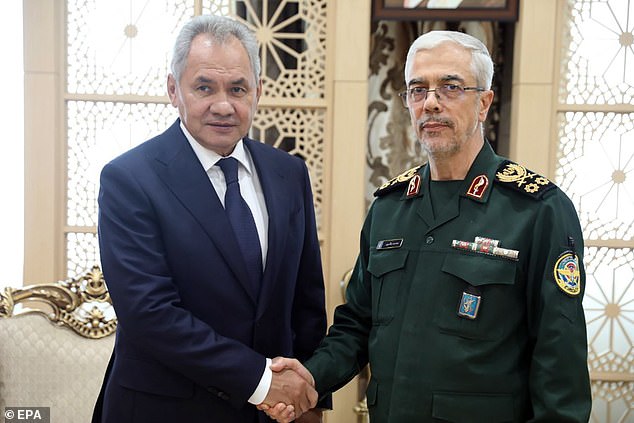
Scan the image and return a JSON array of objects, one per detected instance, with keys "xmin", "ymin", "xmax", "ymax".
[{"xmin": 257, "ymin": 357, "xmax": 320, "ymax": 423}]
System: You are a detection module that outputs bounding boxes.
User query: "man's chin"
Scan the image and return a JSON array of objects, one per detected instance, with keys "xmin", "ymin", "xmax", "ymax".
[
  {"xmin": 421, "ymin": 139, "xmax": 459, "ymax": 156},
  {"xmin": 195, "ymin": 136, "xmax": 240, "ymax": 155}
]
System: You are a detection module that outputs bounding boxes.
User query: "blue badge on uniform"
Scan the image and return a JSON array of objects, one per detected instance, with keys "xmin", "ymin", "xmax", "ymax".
[
  {"xmin": 457, "ymin": 292, "xmax": 481, "ymax": 319},
  {"xmin": 376, "ymin": 239, "xmax": 403, "ymax": 250},
  {"xmin": 554, "ymin": 251, "xmax": 581, "ymax": 296}
]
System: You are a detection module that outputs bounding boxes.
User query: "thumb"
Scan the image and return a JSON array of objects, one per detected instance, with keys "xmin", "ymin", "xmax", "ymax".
[
  {"xmin": 271, "ymin": 357, "xmax": 315, "ymax": 387},
  {"xmin": 270, "ymin": 356, "xmax": 295, "ymax": 372}
]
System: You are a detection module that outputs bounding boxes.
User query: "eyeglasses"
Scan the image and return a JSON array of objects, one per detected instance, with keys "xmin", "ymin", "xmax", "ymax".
[{"xmin": 398, "ymin": 84, "xmax": 485, "ymax": 108}]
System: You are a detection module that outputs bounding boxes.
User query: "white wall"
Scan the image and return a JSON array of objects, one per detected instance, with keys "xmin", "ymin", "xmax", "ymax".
[{"xmin": 0, "ymin": 1, "xmax": 24, "ymax": 288}]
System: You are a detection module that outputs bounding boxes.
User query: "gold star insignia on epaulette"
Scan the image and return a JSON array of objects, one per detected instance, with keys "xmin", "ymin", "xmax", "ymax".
[
  {"xmin": 495, "ymin": 161, "xmax": 556, "ymax": 199},
  {"xmin": 374, "ymin": 165, "xmax": 423, "ymax": 197}
]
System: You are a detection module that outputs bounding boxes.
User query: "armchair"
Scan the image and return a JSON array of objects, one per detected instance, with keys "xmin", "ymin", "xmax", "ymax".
[{"xmin": 0, "ymin": 266, "xmax": 116, "ymax": 423}]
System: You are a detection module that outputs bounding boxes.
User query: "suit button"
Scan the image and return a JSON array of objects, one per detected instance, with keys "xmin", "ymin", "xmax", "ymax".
[{"xmin": 425, "ymin": 236, "xmax": 434, "ymax": 244}]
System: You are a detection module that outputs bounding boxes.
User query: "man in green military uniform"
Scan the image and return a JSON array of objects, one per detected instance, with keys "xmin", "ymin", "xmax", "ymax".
[{"xmin": 261, "ymin": 30, "xmax": 591, "ymax": 422}]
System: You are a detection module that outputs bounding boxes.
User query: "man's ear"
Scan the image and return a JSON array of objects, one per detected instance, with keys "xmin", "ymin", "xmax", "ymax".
[
  {"xmin": 255, "ymin": 78, "xmax": 263, "ymax": 102},
  {"xmin": 167, "ymin": 74, "xmax": 178, "ymax": 107},
  {"xmin": 478, "ymin": 89, "xmax": 495, "ymax": 122}
]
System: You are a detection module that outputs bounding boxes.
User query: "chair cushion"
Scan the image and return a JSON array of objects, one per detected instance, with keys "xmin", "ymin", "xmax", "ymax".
[{"xmin": 0, "ymin": 315, "xmax": 114, "ymax": 423}]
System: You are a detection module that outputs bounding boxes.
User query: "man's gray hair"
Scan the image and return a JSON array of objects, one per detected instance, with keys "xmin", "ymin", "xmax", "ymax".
[
  {"xmin": 404, "ymin": 30, "xmax": 494, "ymax": 90},
  {"xmin": 170, "ymin": 15, "xmax": 261, "ymax": 85}
]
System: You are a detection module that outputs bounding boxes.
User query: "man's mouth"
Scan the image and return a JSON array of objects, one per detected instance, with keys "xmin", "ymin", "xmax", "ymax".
[
  {"xmin": 419, "ymin": 118, "xmax": 452, "ymax": 131},
  {"xmin": 208, "ymin": 122, "xmax": 234, "ymax": 127},
  {"xmin": 423, "ymin": 122, "xmax": 446, "ymax": 130}
]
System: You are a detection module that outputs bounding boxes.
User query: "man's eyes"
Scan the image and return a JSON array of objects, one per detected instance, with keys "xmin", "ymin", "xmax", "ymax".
[
  {"xmin": 410, "ymin": 84, "xmax": 462, "ymax": 92},
  {"xmin": 230, "ymin": 86, "xmax": 248, "ymax": 96},
  {"xmin": 444, "ymin": 84, "xmax": 461, "ymax": 91},
  {"xmin": 195, "ymin": 86, "xmax": 248, "ymax": 96}
]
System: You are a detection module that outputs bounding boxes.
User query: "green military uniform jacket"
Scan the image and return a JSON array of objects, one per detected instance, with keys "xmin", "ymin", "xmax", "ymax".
[{"xmin": 305, "ymin": 142, "xmax": 591, "ymax": 422}]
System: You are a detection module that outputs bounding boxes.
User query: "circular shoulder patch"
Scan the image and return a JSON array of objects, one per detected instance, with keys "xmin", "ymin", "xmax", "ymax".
[{"xmin": 554, "ymin": 252, "xmax": 581, "ymax": 296}]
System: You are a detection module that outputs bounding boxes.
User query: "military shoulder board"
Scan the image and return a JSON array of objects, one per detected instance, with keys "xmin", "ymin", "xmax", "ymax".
[
  {"xmin": 495, "ymin": 160, "xmax": 556, "ymax": 199},
  {"xmin": 374, "ymin": 165, "xmax": 423, "ymax": 197}
]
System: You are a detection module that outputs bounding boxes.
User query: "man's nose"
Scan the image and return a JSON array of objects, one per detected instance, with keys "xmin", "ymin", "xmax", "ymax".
[
  {"xmin": 423, "ymin": 91, "xmax": 441, "ymax": 112},
  {"xmin": 209, "ymin": 94, "xmax": 234, "ymax": 114}
]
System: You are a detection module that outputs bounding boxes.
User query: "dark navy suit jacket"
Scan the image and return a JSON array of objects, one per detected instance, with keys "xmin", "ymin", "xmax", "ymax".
[{"xmin": 93, "ymin": 120, "xmax": 327, "ymax": 423}]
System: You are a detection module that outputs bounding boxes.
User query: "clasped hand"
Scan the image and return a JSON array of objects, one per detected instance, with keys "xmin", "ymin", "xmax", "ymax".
[{"xmin": 258, "ymin": 357, "xmax": 319, "ymax": 422}]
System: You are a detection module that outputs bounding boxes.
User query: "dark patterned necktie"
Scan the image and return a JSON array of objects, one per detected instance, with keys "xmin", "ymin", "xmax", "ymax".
[{"xmin": 216, "ymin": 157, "xmax": 263, "ymax": 297}]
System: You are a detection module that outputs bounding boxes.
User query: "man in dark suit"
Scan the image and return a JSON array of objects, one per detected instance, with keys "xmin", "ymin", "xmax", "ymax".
[{"xmin": 92, "ymin": 15, "xmax": 326, "ymax": 423}]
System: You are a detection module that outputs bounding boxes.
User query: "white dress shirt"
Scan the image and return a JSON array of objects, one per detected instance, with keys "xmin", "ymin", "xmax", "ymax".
[{"xmin": 180, "ymin": 122, "xmax": 272, "ymax": 404}]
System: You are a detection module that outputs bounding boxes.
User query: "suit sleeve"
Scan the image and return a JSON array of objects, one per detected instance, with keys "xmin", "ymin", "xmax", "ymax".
[
  {"xmin": 98, "ymin": 160, "xmax": 265, "ymax": 408},
  {"xmin": 525, "ymin": 189, "xmax": 592, "ymax": 422}
]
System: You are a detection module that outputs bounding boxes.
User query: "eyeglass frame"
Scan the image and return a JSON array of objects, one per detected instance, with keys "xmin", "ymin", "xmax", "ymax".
[{"xmin": 398, "ymin": 84, "xmax": 485, "ymax": 108}]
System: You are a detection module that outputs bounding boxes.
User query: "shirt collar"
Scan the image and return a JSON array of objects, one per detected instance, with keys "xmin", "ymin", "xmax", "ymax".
[{"xmin": 180, "ymin": 121, "xmax": 253, "ymax": 175}]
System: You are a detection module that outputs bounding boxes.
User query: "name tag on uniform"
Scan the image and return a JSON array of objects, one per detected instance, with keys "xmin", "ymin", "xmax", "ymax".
[
  {"xmin": 376, "ymin": 239, "xmax": 403, "ymax": 250},
  {"xmin": 457, "ymin": 292, "xmax": 481, "ymax": 319}
]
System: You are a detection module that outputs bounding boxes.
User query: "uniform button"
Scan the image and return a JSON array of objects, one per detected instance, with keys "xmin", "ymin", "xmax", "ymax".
[{"xmin": 425, "ymin": 236, "xmax": 434, "ymax": 244}]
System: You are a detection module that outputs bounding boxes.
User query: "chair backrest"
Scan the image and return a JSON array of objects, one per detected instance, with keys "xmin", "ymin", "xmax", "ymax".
[{"xmin": 0, "ymin": 266, "xmax": 116, "ymax": 423}]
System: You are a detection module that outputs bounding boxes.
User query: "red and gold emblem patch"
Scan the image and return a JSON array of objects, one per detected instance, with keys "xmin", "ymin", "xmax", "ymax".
[
  {"xmin": 406, "ymin": 174, "xmax": 421, "ymax": 198},
  {"xmin": 466, "ymin": 174, "xmax": 489, "ymax": 199}
]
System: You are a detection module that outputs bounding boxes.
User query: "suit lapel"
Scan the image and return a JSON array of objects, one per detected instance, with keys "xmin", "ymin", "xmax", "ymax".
[{"xmin": 151, "ymin": 122, "xmax": 257, "ymax": 304}]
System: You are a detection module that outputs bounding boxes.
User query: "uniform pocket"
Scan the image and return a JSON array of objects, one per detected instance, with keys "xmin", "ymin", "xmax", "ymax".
[
  {"xmin": 367, "ymin": 249, "xmax": 409, "ymax": 325},
  {"xmin": 434, "ymin": 253, "xmax": 518, "ymax": 340},
  {"xmin": 432, "ymin": 392, "xmax": 514, "ymax": 422}
]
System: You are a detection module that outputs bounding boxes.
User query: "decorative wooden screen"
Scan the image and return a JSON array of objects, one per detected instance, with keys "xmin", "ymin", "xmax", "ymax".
[
  {"xmin": 556, "ymin": 1, "xmax": 634, "ymax": 421},
  {"xmin": 64, "ymin": 0, "xmax": 329, "ymax": 278}
]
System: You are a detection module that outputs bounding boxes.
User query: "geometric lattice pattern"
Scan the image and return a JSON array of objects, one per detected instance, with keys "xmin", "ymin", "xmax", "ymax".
[
  {"xmin": 252, "ymin": 107, "xmax": 326, "ymax": 227},
  {"xmin": 584, "ymin": 248, "xmax": 634, "ymax": 360},
  {"xmin": 590, "ymin": 380, "xmax": 634, "ymax": 423},
  {"xmin": 218, "ymin": 0, "xmax": 327, "ymax": 99},
  {"xmin": 558, "ymin": 1, "xmax": 634, "ymax": 422},
  {"xmin": 560, "ymin": 0, "xmax": 634, "ymax": 105},
  {"xmin": 556, "ymin": 112, "xmax": 634, "ymax": 240},
  {"xmin": 66, "ymin": 101, "xmax": 177, "ymax": 227},
  {"xmin": 67, "ymin": 0, "xmax": 193, "ymax": 95},
  {"xmin": 65, "ymin": 0, "xmax": 329, "ymax": 276},
  {"xmin": 66, "ymin": 232, "xmax": 99, "ymax": 280}
]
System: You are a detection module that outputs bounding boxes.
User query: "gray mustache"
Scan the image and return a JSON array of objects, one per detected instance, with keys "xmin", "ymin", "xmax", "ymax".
[{"xmin": 417, "ymin": 117, "xmax": 454, "ymax": 130}]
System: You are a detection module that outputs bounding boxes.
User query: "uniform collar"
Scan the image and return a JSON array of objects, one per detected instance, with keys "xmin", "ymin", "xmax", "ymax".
[
  {"xmin": 404, "ymin": 140, "xmax": 502, "ymax": 204},
  {"xmin": 458, "ymin": 141, "xmax": 504, "ymax": 204}
]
